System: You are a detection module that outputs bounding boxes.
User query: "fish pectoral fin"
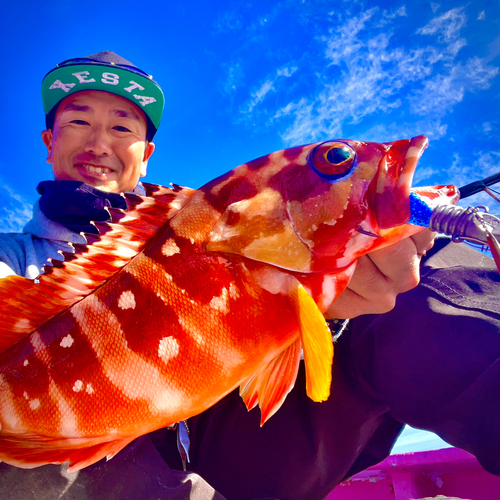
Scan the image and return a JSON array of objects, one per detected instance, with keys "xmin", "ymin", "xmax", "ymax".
[
  {"xmin": 240, "ymin": 337, "xmax": 302, "ymax": 426},
  {"xmin": 0, "ymin": 433, "xmax": 136, "ymax": 472},
  {"xmin": 239, "ymin": 374, "xmax": 260, "ymax": 412},
  {"xmin": 289, "ymin": 281, "xmax": 333, "ymax": 403}
]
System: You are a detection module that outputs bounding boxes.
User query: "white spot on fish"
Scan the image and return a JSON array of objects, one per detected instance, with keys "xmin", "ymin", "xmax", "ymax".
[
  {"xmin": 73, "ymin": 380, "xmax": 84, "ymax": 392},
  {"xmin": 72, "ymin": 287, "xmax": 182, "ymax": 413},
  {"xmin": 190, "ymin": 238, "xmax": 195, "ymax": 244},
  {"xmin": 0, "ymin": 375, "xmax": 24, "ymax": 431},
  {"xmin": 161, "ymin": 238, "xmax": 181, "ymax": 257},
  {"xmin": 14, "ymin": 318, "xmax": 32, "ymax": 331},
  {"xmin": 158, "ymin": 336, "xmax": 180, "ymax": 362},
  {"xmin": 23, "ymin": 359, "xmax": 29, "ymax": 367},
  {"xmin": 29, "ymin": 399, "xmax": 41, "ymax": 410},
  {"xmin": 60, "ymin": 334, "xmax": 74, "ymax": 348},
  {"xmin": 209, "ymin": 287, "xmax": 230, "ymax": 313},
  {"xmin": 229, "ymin": 283, "xmax": 239, "ymax": 300},
  {"xmin": 118, "ymin": 290, "xmax": 136, "ymax": 310},
  {"xmin": 86, "ymin": 383, "xmax": 94, "ymax": 394},
  {"xmin": 39, "ymin": 376, "xmax": 80, "ymax": 437},
  {"xmin": 30, "ymin": 331, "xmax": 45, "ymax": 353},
  {"xmin": 319, "ymin": 276, "xmax": 338, "ymax": 312},
  {"xmin": 23, "ymin": 391, "xmax": 29, "ymax": 400}
]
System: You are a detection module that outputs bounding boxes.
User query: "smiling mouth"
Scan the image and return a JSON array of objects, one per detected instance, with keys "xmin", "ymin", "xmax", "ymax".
[{"xmin": 78, "ymin": 164, "xmax": 114, "ymax": 174}]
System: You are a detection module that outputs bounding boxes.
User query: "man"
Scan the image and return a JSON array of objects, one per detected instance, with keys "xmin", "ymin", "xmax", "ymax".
[
  {"xmin": 0, "ymin": 51, "xmax": 160, "ymax": 280},
  {"xmin": 0, "ymin": 51, "xmax": 498, "ymax": 500}
]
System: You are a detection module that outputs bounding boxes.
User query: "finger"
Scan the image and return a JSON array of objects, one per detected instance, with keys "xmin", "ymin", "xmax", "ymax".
[
  {"xmin": 367, "ymin": 235, "xmax": 428, "ymax": 294},
  {"xmin": 409, "ymin": 228, "xmax": 437, "ymax": 258},
  {"xmin": 325, "ymin": 231, "xmax": 435, "ymax": 320},
  {"xmin": 325, "ymin": 255, "xmax": 398, "ymax": 319}
]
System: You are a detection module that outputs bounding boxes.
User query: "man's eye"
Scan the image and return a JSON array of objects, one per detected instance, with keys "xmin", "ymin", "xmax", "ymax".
[
  {"xmin": 71, "ymin": 120, "xmax": 89, "ymax": 125},
  {"xmin": 114, "ymin": 126, "xmax": 132, "ymax": 132}
]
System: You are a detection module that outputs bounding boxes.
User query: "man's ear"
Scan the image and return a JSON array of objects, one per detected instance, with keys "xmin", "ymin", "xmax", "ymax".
[
  {"xmin": 41, "ymin": 129, "xmax": 53, "ymax": 164},
  {"xmin": 141, "ymin": 142, "xmax": 155, "ymax": 177}
]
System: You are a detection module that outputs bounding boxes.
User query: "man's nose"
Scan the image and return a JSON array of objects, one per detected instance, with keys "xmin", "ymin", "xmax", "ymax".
[{"xmin": 84, "ymin": 127, "xmax": 113, "ymax": 156}]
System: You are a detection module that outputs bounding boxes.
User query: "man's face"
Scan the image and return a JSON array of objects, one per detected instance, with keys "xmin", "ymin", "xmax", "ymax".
[{"xmin": 42, "ymin": 90, "xmax": 155, "ymax": 193}]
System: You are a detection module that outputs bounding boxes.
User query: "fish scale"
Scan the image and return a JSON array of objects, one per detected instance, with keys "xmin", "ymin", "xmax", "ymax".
[{"xmin": 0, "ymin": 136, "xmax": 458, "ymax": 471}]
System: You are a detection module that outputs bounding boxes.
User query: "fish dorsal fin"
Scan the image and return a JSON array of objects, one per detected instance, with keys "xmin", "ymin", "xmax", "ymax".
[
  {"xmin": 207, "ymin": 188, "xmax": 313, "ymax": 272},
  {"xmin": 0, "ymin": 183, "xmax": 195, "ymax": 353},
  {"xmin": 289, "ymin": 281, "xmax": 333, "ymax": 402},
  {"xmin": 240, "ymin": 337, "xmax": 302, "ymax": 425}
]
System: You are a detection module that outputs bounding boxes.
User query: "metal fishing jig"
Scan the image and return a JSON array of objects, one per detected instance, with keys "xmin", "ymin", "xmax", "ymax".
[{"xmin": 409, "ymin": 172, "xmax": 500, "ymax": 271}]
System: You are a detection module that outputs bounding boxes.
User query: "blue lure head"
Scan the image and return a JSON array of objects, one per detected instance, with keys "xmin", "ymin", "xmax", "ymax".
[{"xmin": 408, "ymin": 191, "xmax": 434, "ymax": 227}]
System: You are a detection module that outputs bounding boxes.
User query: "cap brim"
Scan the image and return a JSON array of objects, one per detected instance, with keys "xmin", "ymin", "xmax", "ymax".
[{"xmin": 42, "ymin": 63, "xmax": 164, "ymax": 131}]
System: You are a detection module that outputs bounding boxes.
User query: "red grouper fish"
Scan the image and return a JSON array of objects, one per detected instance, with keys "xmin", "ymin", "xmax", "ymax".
[{"xmin": 0, "ymin": 135, "xmax": 458, "ymax": 471}]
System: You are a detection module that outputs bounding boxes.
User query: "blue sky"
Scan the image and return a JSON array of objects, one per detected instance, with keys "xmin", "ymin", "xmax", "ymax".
[{"xmin": 1, "ymin": 0, "xmax": 499, "ymax": 454}]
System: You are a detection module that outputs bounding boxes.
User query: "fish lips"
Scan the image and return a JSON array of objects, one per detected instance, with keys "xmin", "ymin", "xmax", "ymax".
[{"xmin": 370, "ymin": 135, "xmax": 457, "ymax": 230}]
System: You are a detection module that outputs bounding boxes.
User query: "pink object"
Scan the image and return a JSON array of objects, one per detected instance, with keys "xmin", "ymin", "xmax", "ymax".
[{"xmin": 327, "ymin": 448, "xmax": 500, "ymax": 500}]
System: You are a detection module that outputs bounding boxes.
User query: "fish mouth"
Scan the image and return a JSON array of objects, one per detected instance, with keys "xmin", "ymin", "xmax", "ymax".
[
  {"xmin": 410, "ymin": 184, "xmax": 460, "ymax": 208},
  {"xmin": 371, "ymin": 135, "xmax": 458, "ymax": 229}
]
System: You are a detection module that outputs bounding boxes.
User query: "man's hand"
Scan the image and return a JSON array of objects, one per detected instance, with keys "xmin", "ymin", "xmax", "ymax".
[{"xmin": 325, "ymin": 229, "xmax": 436, "ymax": 319}]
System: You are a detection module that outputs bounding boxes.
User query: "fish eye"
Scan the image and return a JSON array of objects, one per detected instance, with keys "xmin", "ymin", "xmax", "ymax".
[{"xmin": 309, "ymin": 141, "xmax": 356, "ymax": 181}]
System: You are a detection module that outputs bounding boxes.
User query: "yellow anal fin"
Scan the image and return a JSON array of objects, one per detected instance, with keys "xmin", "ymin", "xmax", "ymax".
[
  {"xmin": 240, "ymin": 337, "xmax": 301, "ymax": 425},
  {"xmin": 290, "ymin": 282, "xmax": 333, "ymax": 402}
]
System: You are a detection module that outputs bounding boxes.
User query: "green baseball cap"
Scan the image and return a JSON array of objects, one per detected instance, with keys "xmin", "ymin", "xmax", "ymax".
[{"xmin": 42, "ymin": 51, "xmax": 164, "ymax": 139}]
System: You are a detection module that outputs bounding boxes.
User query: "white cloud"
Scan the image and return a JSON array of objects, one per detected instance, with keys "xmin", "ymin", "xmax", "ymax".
[
  {"xmin": 478, "ymin": 10, "xmax": 485, "ymax": 21},
  {"xmin": 245, "ymin": 6, "xmax": 499, "ymax": 145},
  {"xmin": 411, "ymin": 57, "xmax": 498, "ymax": 116},
  {"xmin": 413, "ymin": 164, "xmax": 442, "ymax": 184},
  {"xmin": 384, "ymin": 5, "xmax": 407, "ymax": 19},
  {"xmin": 362, "ymin": 119, "xmax": 448, "ymax": 144},
  {"xmin": 214, "ymin": 10, "xmax": 244, "ymax": 33},
  {"xmin": 0, "ymin": 183, "xmax": 33, "ymax": 233},
  {"xmin": 488, "ymin": 36, "xmax": 500, "ymax": 60},
  {"xmin": 416, "ymin": 7, "xmax": 466, "ymax": 44},
  {"xmin": 430, "ymin": 3, "xmax": 440, "ymax": 14},
  {"xmin": 446, "ymin": 151, "xmax": 500, "ymax": 210},
  {"xmin": 240, "ymin": 66, "xmax": 297, "ymax": 115},
  {"xmin": 221, "ymin": 62, "xmax": 245, "ymax": 96}
]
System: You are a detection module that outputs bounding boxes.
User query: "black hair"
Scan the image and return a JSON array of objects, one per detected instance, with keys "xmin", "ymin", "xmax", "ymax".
[{"xmin": 45, "ymin": 105, "xmax": 156, "ymax": 142}]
